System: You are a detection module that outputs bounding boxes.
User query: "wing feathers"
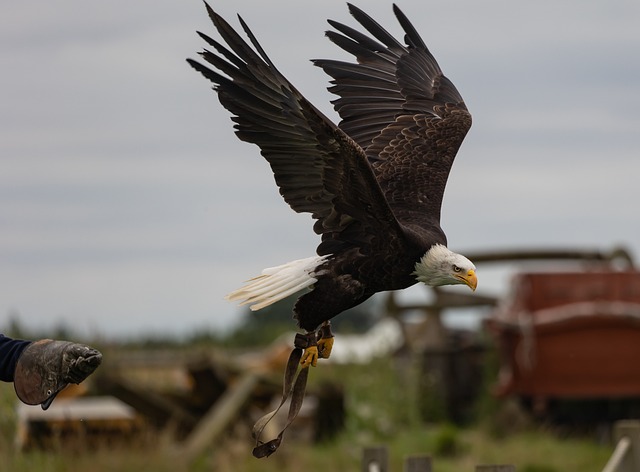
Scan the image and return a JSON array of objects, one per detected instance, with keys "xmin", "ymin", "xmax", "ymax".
[
  {"xmin": 392, "ymin": 4, "xmax": 427, "ymax": 50},
  {"xmin": 189, "ymin": 3, "xmax": 405, "ymax": 254},
  {"xmin": 346, "ymin": 3, "xmax": 405, "ymax": 51},
  {"xmin": 326, "ymin": 20, "xmax": 387, "ymax": 54},
  {"xmin": 314, "ymin": 4, "xmax": 472, "ymax": 226}
]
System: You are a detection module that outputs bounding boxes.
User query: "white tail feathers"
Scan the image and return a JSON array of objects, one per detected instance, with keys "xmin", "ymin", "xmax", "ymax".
[{"xmin": 225, "ymin": 255, "xmax": 329, "ymax": 311}]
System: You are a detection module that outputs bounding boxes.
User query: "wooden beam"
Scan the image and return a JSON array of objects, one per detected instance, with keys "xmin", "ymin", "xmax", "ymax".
[
  {"xmin": 362, "ymin": 446, "xmax": 389, "ymax": 472},
  {"xmin": 96, "ymin": 375, "xmax": 199, "ymax": 431},
  {"xmin": 404, "ymin": 454, "xmax": 432, "ymax": 472},
  {"xmin": 603, "ymin": 420, "xmax": 640, "ymax": 472},
  {"xmin": 180, "ymin": 371, "xmax": 261, "ymax": 462},
  {"xmin": 475, "ymin": 465, "xmax": 516, "ymax": 472}
]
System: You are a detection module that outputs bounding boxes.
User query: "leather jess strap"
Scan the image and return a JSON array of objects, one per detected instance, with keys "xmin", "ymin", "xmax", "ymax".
[{"xmin": 251, "ymin": 332, "xmax": 315, "ymax": 458}]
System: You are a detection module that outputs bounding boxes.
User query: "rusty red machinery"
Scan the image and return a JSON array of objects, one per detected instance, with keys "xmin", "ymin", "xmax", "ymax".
[{"xmin": 487, "ymin": 270, "xmax": 640, "ymax": 402}]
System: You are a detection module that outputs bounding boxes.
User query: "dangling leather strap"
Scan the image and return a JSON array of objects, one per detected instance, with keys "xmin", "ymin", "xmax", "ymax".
[{"xmin": 251, "ymin": 332, "xmax": 315, "ymax": 458}]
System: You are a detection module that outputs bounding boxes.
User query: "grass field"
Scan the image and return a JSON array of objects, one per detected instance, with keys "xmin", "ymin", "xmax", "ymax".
[{"xmin": 0, "ymin": 355, "xmax": 614, "ymax": 471}]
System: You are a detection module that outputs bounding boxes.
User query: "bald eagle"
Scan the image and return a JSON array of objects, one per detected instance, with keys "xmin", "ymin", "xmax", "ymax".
[{"xmin": 188, "ymin": 3, "xmax": 477, "ymax": 367}]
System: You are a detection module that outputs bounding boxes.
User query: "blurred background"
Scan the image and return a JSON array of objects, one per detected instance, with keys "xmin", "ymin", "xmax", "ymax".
[{"xmin": 1, "ymin": 1, "xmax": 639, "ymax": 471}]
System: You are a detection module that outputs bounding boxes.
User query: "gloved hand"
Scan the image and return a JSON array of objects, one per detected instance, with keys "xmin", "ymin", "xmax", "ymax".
[{"xmin": 13, "ymin": 339, "xmax": 102, "ymax": 410}]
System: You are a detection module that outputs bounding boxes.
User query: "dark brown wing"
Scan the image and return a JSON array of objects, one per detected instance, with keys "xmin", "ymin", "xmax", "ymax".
[
  {"xmin": 187, "ymin": 3, "xmax": 405, "ymax": 256},
  {"xmin": 313, "ymin": 4, "xmax": 472, "ymax": 227}
]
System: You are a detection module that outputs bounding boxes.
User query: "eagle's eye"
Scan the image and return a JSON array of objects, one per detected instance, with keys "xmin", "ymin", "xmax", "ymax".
[{"xmin": 452, "ymin": 265, "xmax": 461, "ymax": 273}]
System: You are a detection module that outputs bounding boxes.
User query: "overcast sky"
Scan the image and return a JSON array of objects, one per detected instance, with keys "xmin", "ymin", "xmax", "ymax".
[{"xmin": 1, "ymin": 0, "xmax": 638, "ymax": 340}]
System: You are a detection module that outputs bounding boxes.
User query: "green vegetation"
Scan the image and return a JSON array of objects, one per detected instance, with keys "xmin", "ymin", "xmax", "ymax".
[
  {"xmin": 0, "ymin": 353, "xmax": 613, "ymax": 472},
  {"xmin": 0, "ymin": 309, "xmax": 616, "ymax": 471}
]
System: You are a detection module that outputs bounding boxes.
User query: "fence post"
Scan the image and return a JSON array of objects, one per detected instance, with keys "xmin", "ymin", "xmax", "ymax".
[
  {"xmin": 404, "ymin": 454, "xmax": 432, "ymax": 472},
  {"xmin": 609, "ymin": 420, "xmax": 640, "ymax": 472},
  {"xmin": 475, "ymin": 465, "xmax": 516, "ymax": 472},
  {"xmin": 362, "ymin": 446, "xmax": 389, "ymax": 472}
]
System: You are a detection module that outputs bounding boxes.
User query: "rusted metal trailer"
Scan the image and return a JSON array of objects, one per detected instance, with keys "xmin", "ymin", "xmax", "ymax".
[{"xmin": 487, "ymin": 270, "xmax": 640, "ymax": 412}]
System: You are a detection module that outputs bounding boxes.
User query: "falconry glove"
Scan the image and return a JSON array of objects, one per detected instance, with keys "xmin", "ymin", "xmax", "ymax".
[{"xmin": 14, "ymin": 339, "xmax": 103, "ymax": 410}]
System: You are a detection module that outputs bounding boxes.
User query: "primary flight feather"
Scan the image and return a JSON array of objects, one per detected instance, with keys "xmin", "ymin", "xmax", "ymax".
[{"xmin": 188, "ymin": 3, "xmax": 477, "ymax": 367}]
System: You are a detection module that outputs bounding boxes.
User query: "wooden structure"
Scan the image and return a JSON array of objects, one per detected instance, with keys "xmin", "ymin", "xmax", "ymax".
[
  {"xmin": 385, "ymin": 285, "xmax": 496, "ymax": 423},
  {"xmin": 487, "ymin": 271, "xmax": 640, "ymax": 402},
  {"xmin": 97, "ymin": 347, "xmax": 345, "ymax": 463},
  {"xmin": 16, "ymin": 396, "xmax": 141, "ymax": 449},
  {"xmin": 603, "ymin": 420, "xmax": 640, "ymax": 472}
]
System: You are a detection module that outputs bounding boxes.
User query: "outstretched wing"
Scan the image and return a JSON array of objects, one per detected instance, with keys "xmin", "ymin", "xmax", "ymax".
[
  {"xmin": 314, "ymin": 4, "xmax": 472, "ymax": 227},
  {"xmin": 187, "ymin": 3, "xmax": 405, "ymax": 256}
]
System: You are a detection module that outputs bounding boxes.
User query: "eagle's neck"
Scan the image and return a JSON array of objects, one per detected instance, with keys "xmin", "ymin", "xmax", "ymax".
[{"xmin": 413, "ymin": 244, "xmax": 455, "ymax": 286}]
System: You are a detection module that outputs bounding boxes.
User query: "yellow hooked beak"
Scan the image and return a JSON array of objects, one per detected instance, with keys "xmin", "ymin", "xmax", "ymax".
[{"xmin": 457, "ymin": 269, "xmax": 477, "ymax": 291}]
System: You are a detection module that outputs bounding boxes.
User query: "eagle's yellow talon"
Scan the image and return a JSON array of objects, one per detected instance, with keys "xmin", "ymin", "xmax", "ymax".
[
  {"xmin": 318, "ymin": 336, "xmax": 334, "ymax": 359},
  {"xmin": 300, "ymin": 345, "xmax": 319, "ymax": 368}
]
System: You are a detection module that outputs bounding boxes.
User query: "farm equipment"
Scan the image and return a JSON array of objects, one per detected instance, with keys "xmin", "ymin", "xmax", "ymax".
[{"xmin": 487, "ymin": 268, "xmax": 640, "ymax": 417}]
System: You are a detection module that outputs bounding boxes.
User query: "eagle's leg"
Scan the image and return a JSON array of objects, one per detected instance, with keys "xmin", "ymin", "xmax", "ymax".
[
  {"xmin": 298, "ymin": 332, "xmax": 319, "ymax": 368},
  {"xmin": 299, "ymin": 322, "xmax": 334, "ymax": 368},
  {"xmin": 317, "ymin": 321, "xmax": 334, "ymax": 360}
]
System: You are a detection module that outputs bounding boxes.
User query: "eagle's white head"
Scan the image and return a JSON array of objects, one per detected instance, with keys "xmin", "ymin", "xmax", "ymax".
[{"xmin": 413, "ymin": 244, "xmax": 477, "ymax": 291}]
